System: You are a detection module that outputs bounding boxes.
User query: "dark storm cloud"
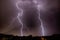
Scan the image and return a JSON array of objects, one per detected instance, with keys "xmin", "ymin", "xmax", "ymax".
[
  {"xmin": 22, "ymin": 5, "xmax": 40, "ymax": 29},
  {"xmin": 0, "ymin": 0, "xmax": 59, "ymax": 36},
  {"xmin": 0, "ymin": 0, "xmax": 18, "ymax": 33}
]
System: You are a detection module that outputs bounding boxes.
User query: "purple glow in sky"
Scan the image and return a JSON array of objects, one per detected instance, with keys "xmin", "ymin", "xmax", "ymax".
[
  {"xmin": 0, "ymin": 0, "xmax": 59, "ymax": 36},
  {"xmin": 16, "ymin": 0, "xmax": 45, "ymax": 36}
]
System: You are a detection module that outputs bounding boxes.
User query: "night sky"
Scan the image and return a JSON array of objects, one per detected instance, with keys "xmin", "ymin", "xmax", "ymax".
[{"xmin": 0, "ymin": 0, "xmax": 60, "ymax": 36}]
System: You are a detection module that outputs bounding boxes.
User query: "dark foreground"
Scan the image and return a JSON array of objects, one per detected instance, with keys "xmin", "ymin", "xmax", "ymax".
[{"xmin": 0, "ymin": 34, "xmax": 60, "ymax": 40}]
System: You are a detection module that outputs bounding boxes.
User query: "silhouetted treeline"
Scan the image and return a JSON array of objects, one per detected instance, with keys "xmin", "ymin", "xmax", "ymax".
[{"xmin": 0, "ymin": 33, "xmax": 60, "ymax": 40}]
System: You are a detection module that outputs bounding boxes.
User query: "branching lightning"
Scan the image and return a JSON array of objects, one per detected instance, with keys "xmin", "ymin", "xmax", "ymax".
[{"xmin": 16, "ymin": 0, "xmax": 45, "ymax": 36}]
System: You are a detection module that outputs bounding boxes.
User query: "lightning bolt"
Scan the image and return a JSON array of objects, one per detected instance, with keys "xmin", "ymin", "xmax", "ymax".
[
  {"xmin": 16, "ymin": 1, "xmax": 23, "ymax": 36},
  {"xmin": 33, "ymin": 0, "xmax": 45, "ymax": 36},
  {"xmin": 37, "ymin": 3, "xmax": 45, "ymax": 36},
  {"xmin": 16, "ymin": 0, "xmax": 45, "ymax": 36}
]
